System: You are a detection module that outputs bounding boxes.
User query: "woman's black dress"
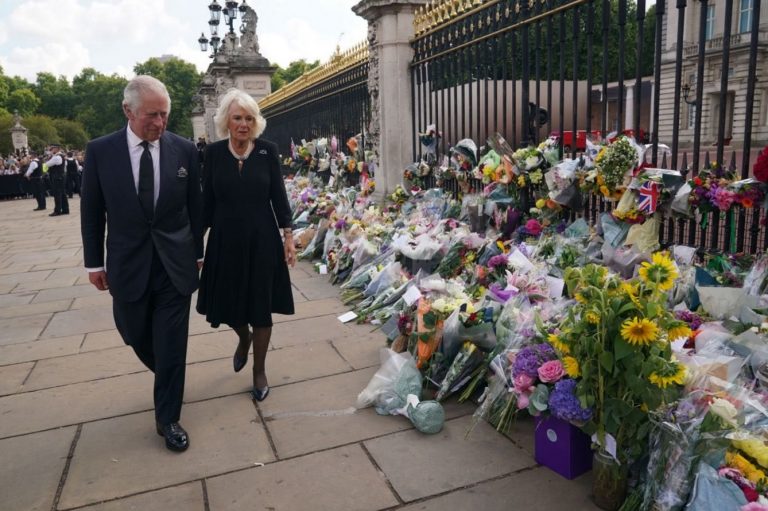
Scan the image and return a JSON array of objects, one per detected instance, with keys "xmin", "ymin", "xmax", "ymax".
[{"xmin": 196, "ymin": 138, "xmax": 294, "ymax": 328}]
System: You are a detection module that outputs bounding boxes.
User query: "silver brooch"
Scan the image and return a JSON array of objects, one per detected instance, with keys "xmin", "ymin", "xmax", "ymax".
[
  {"xmin": 258, "ymin": 149, "xmax": 268, "ymax": 155},
  {"xmin": 177, "ymin": 167, "xmax": 188, "ymax": 178}
]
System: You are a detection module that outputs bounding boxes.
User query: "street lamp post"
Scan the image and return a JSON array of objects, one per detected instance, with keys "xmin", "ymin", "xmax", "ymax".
[{"xmin": 197, "ymin": 0, "xmax": 250, "ymax": 57}]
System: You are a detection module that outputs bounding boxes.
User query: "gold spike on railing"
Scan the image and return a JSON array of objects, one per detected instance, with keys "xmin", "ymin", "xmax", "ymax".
[{"xmin": 258, "ymin": 41, "xmax": 369, "ymax": 111}]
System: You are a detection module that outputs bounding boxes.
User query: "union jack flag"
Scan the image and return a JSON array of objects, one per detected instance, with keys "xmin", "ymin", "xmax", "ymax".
[{"xmin": 638, "ymin": 181, "xmax": 661, "ymax": 214}]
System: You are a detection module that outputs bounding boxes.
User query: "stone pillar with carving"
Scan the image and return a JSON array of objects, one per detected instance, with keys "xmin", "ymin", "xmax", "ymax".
[
  {"xmin": 191, "ymin": 5, "xmax": 275, "ymax": 143},
  {"xmin": 353, "ymin": 0, "xmax": 428, "ymax": 199},
  {"xmin": 10, "ymin": 111, "xmax": 29, "ymax": 155}
]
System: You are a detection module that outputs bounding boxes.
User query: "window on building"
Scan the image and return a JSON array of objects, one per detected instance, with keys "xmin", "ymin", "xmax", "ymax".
[
  {"xmin": 705, "ymin": 3, "xmax": 715, "ymax": 40},
  {"xmin": 688, "ymin": 104, "xmax": 697, "ymax": 129},
  {"xmin": 739, "ymin": 0, "xmax": 753, "ymax": 34}
]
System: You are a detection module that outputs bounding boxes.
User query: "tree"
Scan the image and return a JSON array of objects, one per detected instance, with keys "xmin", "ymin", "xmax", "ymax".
[
  {"xmin": 133, "ymin": 57, "xmax": 202, "ymax": 137},
  {"xmin": 34, "ymin": 72, "xmax": 76, "ymax": 120},
  {"xmin": 271, "ymin": 59, "xmax": 321, "ymax": 92},
  {"xmin": 0, "ymin": 110, "xmax": 14, "ymax": 155},
  {"xmin": 7, "ymin": 89, "xmax": 41, "ymax": 117},
  {"xmin": 22, "ymin": 115, "xmax": 59, "ymax": 152},
  {"xmin": 72, "ymin": 68, "xmax": 128, "ymax": 138},
  {"xmin": 52, "ymin": 118, "xmax": 89, "ymax": 149}
]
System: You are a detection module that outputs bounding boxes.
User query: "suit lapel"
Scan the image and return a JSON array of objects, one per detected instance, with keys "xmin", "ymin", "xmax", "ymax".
[
  {"xmin": 156, "ymin": 133, "xmax": 177, "ymax": 217},
  {"xmin": 111, "ymin": 129, "xmax": 142, "ymax": 212}
]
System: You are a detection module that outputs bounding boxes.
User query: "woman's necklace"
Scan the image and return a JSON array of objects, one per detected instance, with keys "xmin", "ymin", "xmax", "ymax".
[{"xmin": 228, "ymin": 139, "xmax": 254, "ymax": 175}]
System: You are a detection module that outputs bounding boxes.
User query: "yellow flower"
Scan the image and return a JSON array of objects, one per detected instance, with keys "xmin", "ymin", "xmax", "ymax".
[
  {"xmin": 621, "ymin": 282, "xmax": 642, "ymax": 308},
  {"xmin": 547, "ymin": 334, "xmax": 570, "ymax": 355},
  {"xmin": 667, "ymin": 324, "xmax": 693, "ymax": 342},
  {"xmin": 517, "ymin": 175, "xmax": 527, "ymax": 187},
  {"xmin": 563, "ymin": 356, "xmax": 581, "ymax": 378},
  {"xmin": 585, "ymin": 311, "xmax": 600, "ymax": 324},
  {"xmin": 649, "ymin": 363, "xmax": 686, "ymax": 388},
  {"xmin": 574, "ymin": 292, "xmax": 586, "ymax": 304},
  {"xmin": 535, "ymin": 198, "xmax": 547, "ymax": 209},
  {"xmin": 621, "ymin": 317, "xmax": 659, "ymax": 346},
  {"xmin": 638, "ymin": 252, "xmax": 678, "ymax": 291},
  {"xmin": 726, "ymin": 451, "xmax": 768, "ymax": 485},
  {"xmin": 733, "ymin": 438, "xmax": 768, "ymax": 470},
  {"xmin": 599, "ymin": 185, "xmax": 610, "ymax": 197}
]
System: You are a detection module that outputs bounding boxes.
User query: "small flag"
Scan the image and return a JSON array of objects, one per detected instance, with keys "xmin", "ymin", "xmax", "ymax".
[
  {"xmin": 638, "ymin": 181, "xmax": 661, "ymax": 214},
  {"xmin": 290, "ymin": 138, "xmax": 297, "ymax": 159}
]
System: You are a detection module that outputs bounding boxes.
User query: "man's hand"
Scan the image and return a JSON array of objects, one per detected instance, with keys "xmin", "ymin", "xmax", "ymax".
[{"xmin": 88, "ymin": 270, "xmax": 109, "ymax": 291}]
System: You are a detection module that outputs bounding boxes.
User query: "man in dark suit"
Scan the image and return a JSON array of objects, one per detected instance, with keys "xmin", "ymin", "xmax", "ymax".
[{"xmin": 80, "ymin": 75, "xmax": 204, "ymax": 452}]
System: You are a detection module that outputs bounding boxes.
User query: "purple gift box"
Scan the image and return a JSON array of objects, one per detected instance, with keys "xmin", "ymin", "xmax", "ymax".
[{"xmin": 534, "ymin": 415, "xmax": 593, "ymax": 479}]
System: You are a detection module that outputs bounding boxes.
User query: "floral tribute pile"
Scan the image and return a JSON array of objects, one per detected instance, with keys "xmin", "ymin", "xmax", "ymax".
[{"xmin": 286, "ymin": 134, "xmax": 768, "ymax": 511}]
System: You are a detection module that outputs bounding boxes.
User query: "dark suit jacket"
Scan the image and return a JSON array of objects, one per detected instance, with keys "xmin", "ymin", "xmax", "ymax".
[{"xmin": 80, "ymin": 128, "xmax": 204, "ymax": 302}]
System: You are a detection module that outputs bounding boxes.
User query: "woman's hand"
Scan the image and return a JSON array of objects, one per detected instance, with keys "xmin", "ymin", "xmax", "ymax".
[{"xmin": 284, "ymin": 237, "xmax": 296, "ymax": 267}]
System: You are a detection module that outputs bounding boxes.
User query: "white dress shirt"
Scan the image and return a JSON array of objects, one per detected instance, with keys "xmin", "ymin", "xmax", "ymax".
[
  {"xmin": 44, "ymin": 154, "xmax": 64, "ymax": 167},
  {"xmin": 126, "ymin": 125, "xmax": 160, "ymax": 206},
  {"xmin": 24, "ymin": 160, "xmax": 38, "ymax": 177}
]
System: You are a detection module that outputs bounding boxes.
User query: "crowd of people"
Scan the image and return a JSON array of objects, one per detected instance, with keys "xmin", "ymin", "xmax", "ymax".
[{"xmin": 0, "ymin": 149, "xmax": 84, "ymax": 213}]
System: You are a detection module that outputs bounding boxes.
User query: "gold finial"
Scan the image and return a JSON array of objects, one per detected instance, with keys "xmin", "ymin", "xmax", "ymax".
[
  {"xmin": 473, "ymin": 0, "xmax": 483, "ymax": 6},
  {"xmin": 456, "ymin": 0, "xmax": 465, "ymax": 14}
]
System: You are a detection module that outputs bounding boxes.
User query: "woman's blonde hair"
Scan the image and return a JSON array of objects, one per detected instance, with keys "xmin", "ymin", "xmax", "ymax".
[{"xmin": 213, "ymin": 88, "xmax": 267, "ymax": 140}]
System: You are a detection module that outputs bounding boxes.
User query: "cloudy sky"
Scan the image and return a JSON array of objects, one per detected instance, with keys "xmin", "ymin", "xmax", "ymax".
[{"xmin": 0, "ymin": 0, "xmax": 369, "ymax": 81}]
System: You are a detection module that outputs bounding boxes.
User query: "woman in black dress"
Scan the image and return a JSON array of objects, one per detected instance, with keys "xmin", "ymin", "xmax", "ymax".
[{"xmin": 196, "ymin": 88, "xmax": 296, "ymax": 401}]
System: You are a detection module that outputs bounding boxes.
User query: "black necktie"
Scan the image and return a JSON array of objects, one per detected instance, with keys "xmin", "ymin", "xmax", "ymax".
[{"xmin": 138, "ymin": 141, "xmax": 154, "ymax": 220}]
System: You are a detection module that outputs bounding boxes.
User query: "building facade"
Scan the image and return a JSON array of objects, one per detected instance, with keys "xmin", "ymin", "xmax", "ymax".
[{"xmin": 657, "ymin": 0, "xmax": 768, "ymax": 151}]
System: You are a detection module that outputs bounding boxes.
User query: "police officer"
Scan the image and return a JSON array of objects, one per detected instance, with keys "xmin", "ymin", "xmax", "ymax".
[
  {"xmin": 24, "ymin": 151, "xmax": 46, "ymax": 211},
  {"xmin": 65, "ymin": 151, "xmax": 80, "ymax": 198},
  {"xmin": 44, "ymin": 144, "xmax": 69, "ymax": 216}
]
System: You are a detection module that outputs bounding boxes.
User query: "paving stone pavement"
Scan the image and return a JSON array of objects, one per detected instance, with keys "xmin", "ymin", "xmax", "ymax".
[{"xmin": 0, "ymin": 196, "xmax": 599, "ymax": 510}]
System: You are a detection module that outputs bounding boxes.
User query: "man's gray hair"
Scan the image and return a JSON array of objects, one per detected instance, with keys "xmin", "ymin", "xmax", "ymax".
[
  {"xmin": 123, "ymin": 75, "xmax": 172, "ymax": 112},
  {"xmin": 213, "ymin": 88, "xmax": 266, "ymax": 140}
]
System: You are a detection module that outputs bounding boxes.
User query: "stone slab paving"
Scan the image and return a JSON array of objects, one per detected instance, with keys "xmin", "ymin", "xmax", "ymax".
[
  {"xmin": 0, "ymin": 198, "xmax": 598, "ymax": 510},
  {"xmin": 0, "ymin": 334, "xmax": 84, "ymax": 366},
  {"xmin": 58, "ymin": 396, "xmax": 275, "ymax": 509},
  {"xmin": 0, "ymin": 298, "xmax": 73, "ymax": 319},
  {"xmin": 0, "ymin": 312, "xmax": 53, "ymax": 345},
  {"xmin": 76, "ymin": 483, "xmax": 205, "ymax": 511},
  {"xmin": 206, "ymin": 444, "xmax": 399, "ymax": 511},
  {"xmin": 0, "ymin": 426, "xmax": 77, "ymax": 511},
  {"xmin": 397, "ymin": 467, "xmax": 597, "ymax": 511},
  {"xmin": 0, "ymin": 361, "xmax": 33, "ymax": 395},
  {"xmin": 22, "ymin": 346, "xmax": 146, "ymax": 391}
]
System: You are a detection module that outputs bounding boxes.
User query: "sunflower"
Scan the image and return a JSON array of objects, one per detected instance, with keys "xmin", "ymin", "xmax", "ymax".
[
  {"xmin": 574, "ymin": 292, "xmax": 587, "ymax": 304},
  {"xmin": 638, "ymin": 252, "xmax": 678, "ymax": 291},
  {"xmin": 620, "ymin": 317, "xmax": 659, "ymax": 346},
  {"xmin": 585, "ymin": 311, "xmax": 601, "ymax": 324},
  {"xmin": 563, "ymin": 356, "xmax": 581, "ymax": 378},
  {"xmin": 667, "ymin": 324, "xmax": 693, "ymax": 342},
  {"xmin": 547, "ymin": 333, "xmax": 571, "ymax": 354},
  {"xmin": 648, "ymin": 363, "xmax": 686, "ymax": 388}
]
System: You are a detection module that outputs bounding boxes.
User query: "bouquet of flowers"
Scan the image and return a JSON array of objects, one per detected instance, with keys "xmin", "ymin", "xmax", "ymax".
[
  {"xmin": 555, "ymin": 255, "xmax": 689, "ymax": 466},
  {"xmin": 754, "ymin": 145, "xmax": 768, "ymax": 183},
  {"xmin": 593, "ymin": 136, "xmax": 638, "ymax": 200}
]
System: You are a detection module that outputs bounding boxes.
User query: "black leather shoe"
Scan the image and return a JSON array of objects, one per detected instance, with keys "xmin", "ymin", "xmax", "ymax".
[
  {"xmin": 233, "ymin": 352, "xmax": 248, "ymax": 373},
  {"xmin": 49, "ymin": 212, "xmax": 61, "ymax": 217},
  {"xmin": 156, "ymin": 422, "xmax": 189, "ymax": 452},
  {"xmin": 33, "ymin": 207, "xmax": 45, "ymax": 211},
  {"xmin": 251, "ymin": 386, "xmax": 270, "ymax": 402}
]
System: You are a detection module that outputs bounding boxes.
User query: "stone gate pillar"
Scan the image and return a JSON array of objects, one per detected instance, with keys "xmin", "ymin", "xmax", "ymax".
[{"xmin": 353, "ymin": 0, "xmax": 428, "ymax": 199}]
